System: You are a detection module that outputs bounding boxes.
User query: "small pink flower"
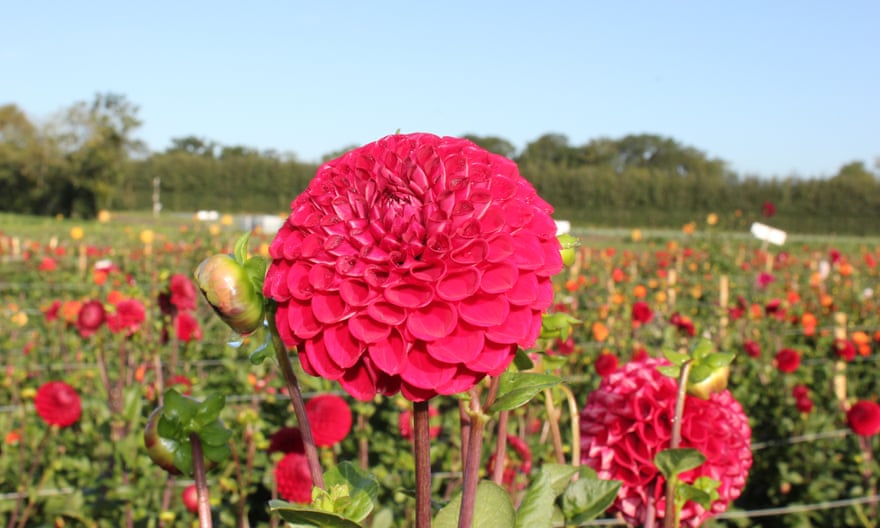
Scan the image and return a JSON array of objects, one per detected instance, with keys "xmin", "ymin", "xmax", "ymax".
[
  {"xmin": 631, "ymin": 301, "xmax": 653, "ymax": 325},
  {"xmin": 175, "ymin": 312, "xmax": 203, "ymax": 342},
  {"xmin": 305, "ymin": 394, "xmax": 352, "ymax": 447},
  {"xmin": 34, "ymin": 381, "xmax": 82, "ymax": 428},
  {"xmin": 76, "ymin": 300, "xmax": 106, "ymax": 338},
  {"xmin": 834, "ymin": 339, "xmax": 856, "ymax": 362},
  {"xmin": 107, "ymin": 299, "xmax": 146, "ymax": 336},
  {"xmin": 264, "ymin": 133, "xmax": 562, "ymax": 401},
  {"xmin": 275, "ymin": 452, "xmax": 313, "ymax": 503},
  {"xmin": 743, "ymin": 340, "xmax": 761, "ymax": 358}
]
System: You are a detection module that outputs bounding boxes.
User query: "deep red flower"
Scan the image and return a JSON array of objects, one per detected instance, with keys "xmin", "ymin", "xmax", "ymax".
[
  {"xmin": 580, "ymin": 358, "xmax": 752, "ymax": 527},
  {"xmin": 263, "ymin": 133, "xmax": 562, "ymax": 401},
  {"xmin": 756, "ymin": 272, "xmax": 775, "ymax": 290},
  {"xmin": 37, "ymin": 257, "xmax": 57, "ymax": 272},
  {"xmin": 795, "ymin": 397, "xmax": 814, "ymax": 414},
  {"xmin": 743, "ymin": 340, "xmax": 761, "ymax": 358},
  {"xmin": 175, "ymin": 312, "xmax": 203, "ymax": 342},
  {"xmin": 34, "ymin": 381, "xmax": 82, "ymax": 428},
  {"xmin": 547, "ymin": 336, "xmax": 575, "ymax": 356},
  {"xmin": 75, "ymin": 300, "xmax": 106, "ymax": 338},
  {"xmin": 631, "ymin": 301, "xmax": 653, "ymax": 325},
  {"xmin": 275, "ymin": 452, "xmax": 314, "ymax": 503},
  {"xmin": 761, "ymin": 201, "xmax": 776, "ymax": 217},
  {"xmin": 42, "ymin": 300, "xmax": 61, "ymax": 321},
  {"xmin": 182, "ymin": 484, "xmax": 199, "ymax": 514},
  {"xmin": 792, "ymin": 384, "xmax": 809, "ymax": 400},
  {"xmin": 775, "ymin": 348, "xmax": 801, "ymax": 373},
  {"xmin": 847, "ymin": 400, "xmax": 880, "ymax": 437},
  {"xmin": 399, "ymin": 405, "xmax": 442, "ymax": 440},
  {"xmin": 594, "ymin": 353, "xmax": 619, "ymax": 377},
  {"xmin": 107, "ymin": 299, "xmax": 146, "ymax": 336},
  {"xmin": 834, "ymin": 338, "xmax": 856, "ymax": 362},
  {"xmin": 670, "ymin": 313, "xmax": 696, "ymax": 337},
  {"xmin": 269, "ymin": 426, "xmax": 305, "ymax": 454},
  {"xmin": 304, "ymin": 394, "xmax": 352, "ymax": 447},
  {"xmin": 169, "ymin": 274, "xmax": 198, "ymax": 312}
]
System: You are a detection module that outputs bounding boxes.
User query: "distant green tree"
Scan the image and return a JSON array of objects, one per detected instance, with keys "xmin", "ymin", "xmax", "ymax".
[{"xmin": 462, "ymin": 134, "xmax": 517, "ymax": 159}]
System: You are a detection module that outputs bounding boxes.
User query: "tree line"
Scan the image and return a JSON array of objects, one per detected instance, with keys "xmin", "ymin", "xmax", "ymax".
[{"xmin": 2, "ymin": 93, "xmax": 878, "ymax": 234}]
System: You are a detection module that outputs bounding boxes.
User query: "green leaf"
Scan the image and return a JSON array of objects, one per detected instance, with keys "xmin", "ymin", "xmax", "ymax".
[
  {"xmin": 561, "ymin": 474, "xmax": 621, "ymax": 524},
  {"xmin": 201, "ymin": 442, "xmax": 231, "ymax": 464},
  {"xmin": 269, "ymin": 500, "xmax": 364, "ymax": 528},
  {"xmin": 122, "ymin": 385, "xmax": 143, "ymax": 423},
  {"xmin": 691, "ymin": 339, "xmax": 714, "ymax": 361},
  {"xmin": 489, "ymin": 372, "xmax": 561, "ymax": 412},
  {"xmin": 323, "ymin": 461, "xmax": 379, "ymax": 522},
  {"xmin": 688, "ymin": 363, "xmax": 713, "ymax": 384},
  {"xmin": 663, "ymin": 350, "xmax": 690, "ymax": 366},
  {"xmin": 434, "ymin": 481, "xmax": 516, "ymax": 528},
  {"xmin": 173, "ymin": 443, "xmax": 194, "ymax": 476},
  {"xmin": 193, "ymin": 393, "xmax": 225, "ymax": 427},
  {"xmin": 233, "ymin": 232, "xmax": 251, "ymax": 265},
  {"xmin": 706, "ymin": 352, "xmax": 735, "ymax": 369},
  {"xmin": 676, "ymin": 477, "xmax": 720, "ymax": 510},
  {"xmin": 244, "ymin": 255, "xmax": 268, "ymax": 293},
  {"xmin": 654, "ymin": 448, "xmax": 706, "ymax": 480},
  {"xmin": 514, "ymin": 349, "xmax": 535, "ymax": 371},
  {"xmin": 199, "ymin": 421, "xmax": 232, "ymax": 447},
  {"xmin": 515, "ymin": 464, "xmax": 577, "ymax": 528},
  {"xmin": 163, "ymin": 388, "xmax": 197, "ymax": 425},
  {"xmin": 656, "ymin": 365, "xmax": 681, "ymax": 379}
]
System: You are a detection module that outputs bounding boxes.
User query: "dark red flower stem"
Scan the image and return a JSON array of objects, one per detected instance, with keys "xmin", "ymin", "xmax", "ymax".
[
  {"xmin": 664, "ymin": 361, "xmax": 692, "ymax": 528},
  {"xmin": 458, "ymin": 377, "xmax": 500, "ymax": 528},
  {"xmin": 189, "ymin": 433, "xmax": 212, "ymax": 528},
  {"xmin": 491, "ymin": 410, "xmax": 510, "ymax": 485},
  {"xmin": 413, "ymin": 400, "xmax": 433, "ymax": 528},
  {"xmin": 267, "ymin": 303, "xmax": 325, "ymax": 490}
]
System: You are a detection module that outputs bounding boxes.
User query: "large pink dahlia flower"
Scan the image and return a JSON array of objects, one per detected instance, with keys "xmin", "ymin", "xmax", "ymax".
[
  {"xmin": 580, "ymin": 358, "xmax": 752, "ymax": 527},
  {"xmin": 264, "ymin": 133, "xmax": 562, "ymax": 401}
]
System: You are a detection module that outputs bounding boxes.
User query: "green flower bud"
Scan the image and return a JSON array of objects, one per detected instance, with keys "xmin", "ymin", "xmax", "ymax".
[
  {"xmin": 194, "ymin": 254, "xmax": 265, "ymax": 335},
  {"xmin": 557, "ymin": 233, "xmax": 579, "ymax": 267},
  {"xmin": 687, "ymin": 365, "xmax": 730, "ymax": 400}
]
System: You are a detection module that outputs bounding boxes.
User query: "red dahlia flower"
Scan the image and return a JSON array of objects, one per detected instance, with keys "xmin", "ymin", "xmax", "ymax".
[
  {"xmin": 631, "ymin": 301, "xmax": 653, "ymax": 325},
  {"xmin": 834, "ymin": 338, "xmax": 856, "ymax": 362},
  {"xmin": 269, "ymin": 426, "xmax": 305, "ymax": 454},
  {"xmin": 847, "ymin": 400, "xmax": 880, "ymax": 437},
  {"xmin": 169, "ymin": 274, "xmax": 198, "ymax": 312},
  {"xmin": 264, "ymin": 133, "xmax": 562, "ymax": 401},
  {"xmin": 175, "ymin": 312, "xmax": 203, "ymax": 342},
  {"xmin": 304, "ymin": 394, "xmax": 352, "ymax": 447},
  {"xmin": 743, "ymin": 340, "xmax": 761, "ymax": 358},
  {"xmin": 76, "ymin": 300, "xmax": 106, "ymax": 338},
  {"xmin": 580, "ymin": 358, "xmax": 752, "ymax": 527},
  {"xmin": 275, "ymin": 452, "xmax": 314, "ymax": 503},
  {"xmin": 107, "ymin": 299, "xmax": 146, "ymax": 336},
  {"xmin": 774, "ymin": 348, "xmax": 801, "ymax": 373},
  {"xmin": 34, "ymin": 381, "xmax": 82, "ymax": 428},
  {"xmin": 594, "ymin": 353, "xmax": 619, "ymax": 377}
]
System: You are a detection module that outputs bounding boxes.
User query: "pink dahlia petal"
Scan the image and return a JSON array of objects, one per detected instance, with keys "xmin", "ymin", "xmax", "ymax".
[
  {"xmin": 436, "ymin": 269, "xmax": 481, "ymax": 301},
  {"xmin": 338, "ymin": 361, "xmax": 378, "ymax": 401},
  {"xmin": 323, "ymin": 324, "xmax": 363, "ymax": 368},
  {"xmin": 303, "ymin": 339, "xmax": 346, "ymax": 380},
  {"xmin": 406, "ymin": 302, "xmax": 457, "ymax": 341},
  {"xmin": 485, "ymin": 305, "xmax": 533, "ymax": 344},
  {"xmin": 288, "ymin": 300, "xmax": 322, "ymax": 340},
  {"xmin": 436, "ymin": 366, "xmax": 485, "ymax": 395},
  {"xmin": 506, "ymin": 273, "xmax": 538, "ymax": 306},
  {"xmin": 469, "ymin": 341, "xmax": 517, "ymax": 375},
  {"xmin": 348, "ymin": 314, "xmax": 390, "ymax": 344},
  {"xmin": 311, "ymin": 292, "xmax": 350, "ymax": 324},
  {"xmin": 459, "ymin": 295, "xmax": 509, "ymax": 327},
  {"xmin": 367, "ymin": 329, "xmax": 407, "ymax": 375},
  {"xmin": 480, "ymin": 263, "xmax": 518, "ymax": 294},
  {"xmin": 400, "ymin": 344, "xmax": 458, "ymax": 390},
  {"xmin": 425, "ymin": 323, "xmax": 485, "ymax": 364}
]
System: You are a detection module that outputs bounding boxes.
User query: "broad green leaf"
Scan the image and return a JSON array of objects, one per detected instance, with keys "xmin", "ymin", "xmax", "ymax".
[
  {"xmin": 193, "ymin": 393, "xmax": 225, "ymax": 427},
  {"xmin": 516, "ymin": 464, "xmax": 577, "ymax": 528},
  {"xmin": 656, "ymin": 365, "xmax": 681, "ymax": 379},
  {"xmin": 323, "ymin": 461, "xmax": 379, "ymax": 522},
  {"xmin": 163, "ymin": 388, "xmax": 197, "ymax": 425},
  {"xmin": 201, "ymin": 442, "xmax": 231, "ymax": 464},
  {"xmin": 489, "ymin": 372, "xmax": 561, "ymax": 412},
  {"xmin": 688, "ymin": 363, "xmax": 713, "ymax": 384},
  {"xmin": 173, "ymin": 443, "xmax": 194, "ymax": 476},
  {"xmin": 706, "ymin": 352, "xmax": 735, "ymax": 369},
  {"xmin": 434, "ymin": 481, "xmax": 516, "ymax": 528},
  {"xmin": 654, "ymin": 448, "xmax": 706, "ymax": 480},
  {"xmin": 199, "ymin": 420, "xmax": 233, "ymax": 446},
  {"xmin": 514, "ymin": 349, "xmax": 535, "ymax": 371},
  {"xmin": 561, "ymin": 474, "xmax": 621, "ymax": 524},
  {"xmin": 269, "ymin": 500, "xmax": 364, "ymax": 528},
  {"xmin": 244, "ymin": 255, "xmax": 268, "ymax": 292},
  {"xmin": 691, "ymin": 339, "xmax": 714, "ymax": 360},
  {"xmin": 663, "ymin": 350, "xmax": 690, "ymax": 366}
]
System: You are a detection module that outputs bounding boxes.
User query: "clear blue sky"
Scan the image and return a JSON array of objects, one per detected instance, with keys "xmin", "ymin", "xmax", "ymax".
[{"xmin": 3, "ymin": 1, "xmax": 878, "ymax": 178}]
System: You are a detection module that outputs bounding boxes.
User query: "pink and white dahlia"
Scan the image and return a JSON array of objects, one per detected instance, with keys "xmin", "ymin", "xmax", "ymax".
[
  {"xmin": 264, "ymin": 133, "xmax": 562, "ymax": 401},
  {"xmin": 580, "ymin": 357, "xmax": 752, "ymax": 527}
]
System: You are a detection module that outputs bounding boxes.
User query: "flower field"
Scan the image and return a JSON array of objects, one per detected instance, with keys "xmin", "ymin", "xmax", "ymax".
[{"xmin": 1, "ymin": 204, "xmax": 879, "ymax": 528}]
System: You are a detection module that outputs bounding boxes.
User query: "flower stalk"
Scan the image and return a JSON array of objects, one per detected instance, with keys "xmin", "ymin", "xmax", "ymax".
[
  {"xmin": 664, "ymin": 360, "xmax": 692, "ymax": 528},
  {"xmin": 458, "ymin": 377, "xmax": 501, "ymax": 528},
  {"xmin": 413, "ymin": 400, "xmax": 433, "ymax": 528},
  {"xmin": 189, "ymin": 432, "xmax": 213, "ymax": 528},
  {"xmin": 267, "ymin": 302, "xmax": 325, "ymax": 490}
]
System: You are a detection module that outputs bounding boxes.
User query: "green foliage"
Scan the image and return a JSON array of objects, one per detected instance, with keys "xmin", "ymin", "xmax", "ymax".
[
  {"xmin": 433, "ymin": 481, "xmax": 516, "ymax": 528},
  {"xmin": 489, "ymin": 372, "xmax": 561, "ymax": 412}
]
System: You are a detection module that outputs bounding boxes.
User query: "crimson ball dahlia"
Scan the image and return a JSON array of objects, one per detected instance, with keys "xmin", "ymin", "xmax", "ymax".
[
  {"xmin": 264, "ymin": 133, "xmax": 562, "ymax": 401},
  {"xmin": 774, "ymin": 348, "xmax": 801, "ymax": 373},
  {"xmin": 847, "ymin": 400, "xmax": 880, "ymax": 437},
  {"xmin": 580, "ymin": 358, "xmax": 752, "ymax": 527},
  {"xmin": 76, "ymin": 300, "xmax": 106, "ymax": 338},
  {"xmin": 275, "ymin": 452, "xmax": 314, "ymax": 503},
  {"xmin": 34, "ymin": 381, "xmax": 82, "ymax": 428},
  {"xmin": 305, "ymin": 394, "xmax": 352, "ymax": 447},
  {"xmin": 269, "ymin": 426, "xmax": 305, "ymax": 454}
]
